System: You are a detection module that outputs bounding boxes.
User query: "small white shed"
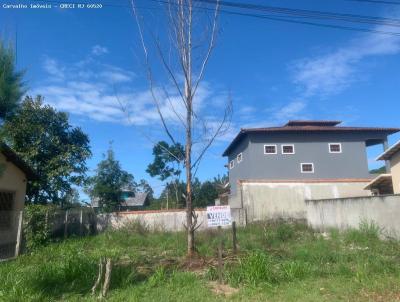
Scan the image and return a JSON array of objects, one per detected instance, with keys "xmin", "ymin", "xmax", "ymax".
[{"xmin": 0, "ymin": 143, "xmax": 36, "ymax": 260}]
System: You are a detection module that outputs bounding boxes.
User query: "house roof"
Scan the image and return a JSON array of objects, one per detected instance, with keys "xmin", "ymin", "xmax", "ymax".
[
  {"xmin": 376, "ymin": 140, "xmax": 400, "ymax": 161},
  {"xmin": 0, "ymin": 143, "xmax": 38, "ymax": 180},
  {"xmin": 91, "ymin": 192, "xmax": 149, "ymax": 208},
  {"xmin": 122, "ymin": 192, "xmax": 149, "ymax": 207},
  {"xmin": 222, "ymin": 120, "xmax": 400, "ymax": 156},
  {"xmin": 285, "ymin": 120, "xmax": 342, "ymax": 127},
  {"xmin": 364, "ymin": 174, "xmax": 393, "ymax": 191}
]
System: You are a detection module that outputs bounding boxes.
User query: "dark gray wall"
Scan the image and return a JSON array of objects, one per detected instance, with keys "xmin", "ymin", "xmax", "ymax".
[{"xmin": 227, "ymin": 131, "xmax": 386, "ymax": 193}]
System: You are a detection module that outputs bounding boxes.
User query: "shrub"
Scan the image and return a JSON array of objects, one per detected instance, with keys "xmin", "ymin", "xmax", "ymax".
[
  {"xmin": 23, "ymin": 204, "xmax": 57, "ymax": 251},
  {"xmin": 264, "ymin": 222, "xmax": 296, "ymax": 245},
  {"xmin": 119, "ymin": 219, "xmax": 149, "ymax": 236},
  {"xmin": 344, "ymin": 220, "xmax": 381, "ymax": 245},
  {"xmin": 280, "ymin": 260, "xmax": 312, "ymax": 281},
  {"xmin": 226, "ymin": 251, "xmax": 276, "ymax": 286}
]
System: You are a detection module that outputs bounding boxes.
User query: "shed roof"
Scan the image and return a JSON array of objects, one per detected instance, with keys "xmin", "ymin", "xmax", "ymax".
[
  {"xmin": 0, "ymin": 143, "xmax": 38, "ymax": 180},
  {"xmin": 223, "ymin": 120, "xmax": 400, "ymax": 156},
  {"xmin": 376, "ymin": 140, "xmax": 400, "ymax": 161},
  {"xmin": 122, "ymin": 192, "xmax": 149, "ymax": 207},
  {"xmin": 91, "ymin": 192, "xmax": 149, "ymax": 208},
  {"xmin": 364, "ymin": 174, "xmax": 393, "ymax": 191}
]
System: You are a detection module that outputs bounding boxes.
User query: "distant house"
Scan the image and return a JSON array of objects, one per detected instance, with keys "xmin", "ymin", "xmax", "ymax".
[
  {"xmin": 0, "ymin": 143, "xmax": 37, "ymax": 260},
  {"xmin": 92, "ymin": 188, "xmax": 150, "ymax": 212},
  {"xmin": 365, "ymin": 140, "xmax": 400, "ymax": 195},
  {"xmin": 223, "ymin": 120, "xmax": 399, "ymax": 221}
]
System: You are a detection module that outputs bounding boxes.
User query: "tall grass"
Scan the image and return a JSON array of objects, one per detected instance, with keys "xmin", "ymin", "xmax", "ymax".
[{"xmin": 1, "ymin": 220, "xmax": 400, "ymax": 301}]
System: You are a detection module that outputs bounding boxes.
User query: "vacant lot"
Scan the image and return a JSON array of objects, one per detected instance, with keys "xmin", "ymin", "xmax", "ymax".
[{"xmin": 1, "ymin": 221, "xmax": 400, "ymax": 301}]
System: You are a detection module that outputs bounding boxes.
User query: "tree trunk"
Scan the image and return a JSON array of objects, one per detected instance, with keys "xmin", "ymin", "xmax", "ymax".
[
  {"xmin": 185, "ymin": 127, "xmax": 194, "ymax": 256},
  {"xmin": 185, "ymin": 80, "xmax": 194, "ymax": 256},
  {"xmin": 185, "ymin": 0, "xmax": 195, "ymax": 257}
]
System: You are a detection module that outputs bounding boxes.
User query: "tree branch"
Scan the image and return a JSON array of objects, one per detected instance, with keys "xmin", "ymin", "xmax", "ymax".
[{"xmin": 131, "ymin": 0, "xmax": 180, "ymax": 148}]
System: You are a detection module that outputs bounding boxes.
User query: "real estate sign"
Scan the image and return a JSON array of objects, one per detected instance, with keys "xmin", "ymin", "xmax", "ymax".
[{"xmin": 207, "ymin": 205, "xmax": 232, "ymax": 227}]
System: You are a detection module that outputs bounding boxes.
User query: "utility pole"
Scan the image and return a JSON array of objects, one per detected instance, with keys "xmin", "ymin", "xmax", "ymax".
[{"xmin": 166, "ymin": 188, "xmax": 169, "ymax": 210}]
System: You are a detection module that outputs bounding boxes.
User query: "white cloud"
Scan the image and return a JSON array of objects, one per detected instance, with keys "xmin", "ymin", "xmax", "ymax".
[
  {"xmin": 91, "ymin": 45, "xmax": 109, "ymax": 56},
  {"xmin": 238, "ymin": 100, "xmax": 309, "ymax": 130},
  {"xmin": 292, "ymin": 17, "xmax": 400, "ymax": 97},
  {"xmin": 273, "ymin": 101, "xmax": 307, "ymax": 121},
  {"xmin": 43, "ymin": 57, "xmax": 65, "ymax": 79},
  {"xmin": 33, "ymin": 53, "xmax": 228, "ymax": 138}
]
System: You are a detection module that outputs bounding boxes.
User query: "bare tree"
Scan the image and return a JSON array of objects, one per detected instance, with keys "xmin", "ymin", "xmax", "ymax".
[{"xmin": 131, "ymin": 0, "xmax": 231, "ymax": 257}]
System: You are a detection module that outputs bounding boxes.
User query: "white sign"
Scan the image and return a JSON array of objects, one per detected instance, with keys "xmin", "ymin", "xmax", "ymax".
[{"xmin": 207, "ymin": 205, "xmax": 232, "ymax": 227}]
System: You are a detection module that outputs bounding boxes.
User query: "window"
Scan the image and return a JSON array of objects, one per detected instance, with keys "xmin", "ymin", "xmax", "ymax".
[
  {"xmin": 237, "ymin": 152, "xmax": 243, "ymax": 163},
  {"xmin": 301, "ymin": 163, "xmax": 314, "ymax": 173},
  {"xmin": 264, "ymin": 145, "xmax": 277, "ymax": 154},
  {"xmin": 0, "ymin": 191, "xmax": 14, "ymax": 230},
  {"xmin": 282, "ymin": 144, "xmax": 295, "ymax": 154},
  {"xmin": 229, "ymin": 160, "xmax": 234, "ymax": 169},
  {"xmin": 329, "ymin": 143, "xmax": 342, "ymax": 153}
]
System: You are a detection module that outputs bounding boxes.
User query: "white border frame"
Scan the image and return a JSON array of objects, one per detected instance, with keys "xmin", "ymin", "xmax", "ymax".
[
  {"xmin": 264, "ymin": 144, "xmax": 277, "ymax": 155},
  {"xmin": 237, "ymin": 152, "xmax": 243, "ymax": 163},
  {"xmin": 329, "ymin": 143, "xmax": 342, "ymax": 153},
  {"xmin": 301, "ymin": 163, "xmax": 314, "ymax": 173},
  {"xmin": 229, "ymin": 160, "xmax": 235, "ymax": 169},
  {"xmin": 281, "ymin": 144, "xmax": 295, "ymax": 154}
]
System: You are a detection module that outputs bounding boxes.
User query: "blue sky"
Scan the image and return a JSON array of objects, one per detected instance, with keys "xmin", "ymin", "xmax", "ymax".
[{"xmin": 1, "ymin": 0, "xmax": 400, "ymax": 199}]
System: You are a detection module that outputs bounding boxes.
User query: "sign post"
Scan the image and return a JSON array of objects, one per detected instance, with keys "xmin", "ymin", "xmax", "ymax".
[
  {"xmin": 207, "ymin": 206, "xmax": 232, "ymax": 284},
  {"xmin": 206, "ymin": 205, "xmax": 232, "ymax": 227}
]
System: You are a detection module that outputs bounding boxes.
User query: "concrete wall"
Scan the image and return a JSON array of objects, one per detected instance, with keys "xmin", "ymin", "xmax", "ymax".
[
  {"xmin": 0, "ymin": 153, "xmax": 27, "ymax": 245},
  {"xmin": 97, "ymin": 207, "xmax": 247, "ymax": 232},
  {"xmin": 97, "ymin": 209, "xmax": 209, "ymax": 232},
  {"xmin": 231, "ymin": 181, "xmax": 371, "ymax": 222},
  {"xmin": 306, "ymin": 195, "xmax": 400, "ymax": 236},
  {"xmin": 227, "ymin": 131, "xmax": 385, "ymax": 193},
  {"xmin": 391, "ymin": 152, "xmax": 400, "ymax": 194}
]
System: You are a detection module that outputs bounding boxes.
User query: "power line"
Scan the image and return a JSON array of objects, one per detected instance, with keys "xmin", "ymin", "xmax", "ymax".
[
  {"xmin": 30, "ymin": 0, "xmax": 400, "ymax": 36},
  {"xmin": 191, "ymin": 0, "xmax": 400, "ymax": 27},
  {"xmin": 151, "ymin": 0, "xmax": 400, "ymax": 35},
  {"xmin": 217, "ymin": 7, "xmax": 400, "ymax": 36},
  {"xmin": 348, "ymin": 0, "xmax": 400, "ymax": 5}
]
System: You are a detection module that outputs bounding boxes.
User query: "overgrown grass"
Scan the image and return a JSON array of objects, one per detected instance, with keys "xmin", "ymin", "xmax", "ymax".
[{"xmin": 1, "ymin": 220, "xmax": 400, "ymax": 301}]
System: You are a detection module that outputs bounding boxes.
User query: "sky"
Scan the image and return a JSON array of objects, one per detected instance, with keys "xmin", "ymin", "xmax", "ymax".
[{"xmin": 1, "ymin": 0, "xmax": 400, "ymax": 200}]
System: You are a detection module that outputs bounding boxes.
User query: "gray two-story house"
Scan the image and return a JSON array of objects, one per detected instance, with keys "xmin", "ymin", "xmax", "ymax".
[{"xmin": 223, "ymin": 120, "xmax": 399, "ymax": 222}]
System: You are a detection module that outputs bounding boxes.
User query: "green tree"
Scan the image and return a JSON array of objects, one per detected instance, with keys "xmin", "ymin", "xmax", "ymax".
[
  {"xmin": 3, "ymin": 96, "xmax": 91, "ymax": 205},
  {"xmin": 370, "ymin": 166, "xmax": 386, "ymax": 174},
  {"xmin": 212, "ymin": 174, "xmax": 229, "ymax": 195},
  {"xmin": 193, "ymin": 181, "xmax": 218, "ymax": 208},
  {"xmin": 86, "ymin": 147, "xmax": 135, "ymax": 212},
  {"xmin": 136, "ymin": 178, "xmax": 154, "ymax": 201},
  {"xmin": 146, "ymin": 141, "xmax": 184, "ymax": 181},
  {"xmin": 0, "ymin": 41, "xmax": 25, "ymax": 122},
  {"xmin": 159, "ymin": 180, "xmax": 186, "ymax": 209},
  {"xmin": 147, "ymin": 141, "xmax": 184, "ymax": 207}
]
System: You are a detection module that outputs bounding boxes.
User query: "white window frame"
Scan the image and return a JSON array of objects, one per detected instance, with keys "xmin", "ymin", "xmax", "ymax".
[
  {"xmin": 264, "ymin": 144, "xmax": 277, "ymax": 155},
  {"xmin": 329, "ymin": 143, "xmax": 342, "ymax": 153},
  {"xmin": 237, "ymin": 152, "xmax": 243, "ymax": 163},
  {"xmin": 301, "ymin": 163, "xmax": 314, "ymax": 173},
  {"xmin": 281, "ymin": 144, "xmax": 295, "ymax": 154},
  {"xmin": 229, "ymin": 160, "xmax": 235, "ymax": 169}
]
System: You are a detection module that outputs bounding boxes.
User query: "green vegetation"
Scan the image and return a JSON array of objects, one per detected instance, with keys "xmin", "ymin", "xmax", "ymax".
[
  {"xmin": 0, "ymin": 40, "xmax": 25, "ymax": 122},
  {"xmin": 85, "ymin": 146, "xmax": 136, "ymax": 212},
  {"xmin": 1, "ymin": 221, "xmax": 400, "ymax": 301},
  {"xmin": 370, "ymin": 166, "xmax": 386, "ymax": 174},
  {"xmin": 2, "ymin": 96, "xmax": 91, "ymax": 205}
]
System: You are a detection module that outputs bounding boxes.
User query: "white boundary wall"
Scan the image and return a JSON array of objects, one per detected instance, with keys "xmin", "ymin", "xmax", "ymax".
[
  {"xmin": 231, "ymin": 181, "xmax": 370, "ymax": 223},
  {"xmin": 306, "ymin": 195, "xmax": 400, "ymax": 236},
  {"xmin": 97, "ymin": 207, "xmax": 247, "ymax": 232},
  {"xmin": 97, "ymin": 209, "xmax": 209, "ymax": 232}
]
